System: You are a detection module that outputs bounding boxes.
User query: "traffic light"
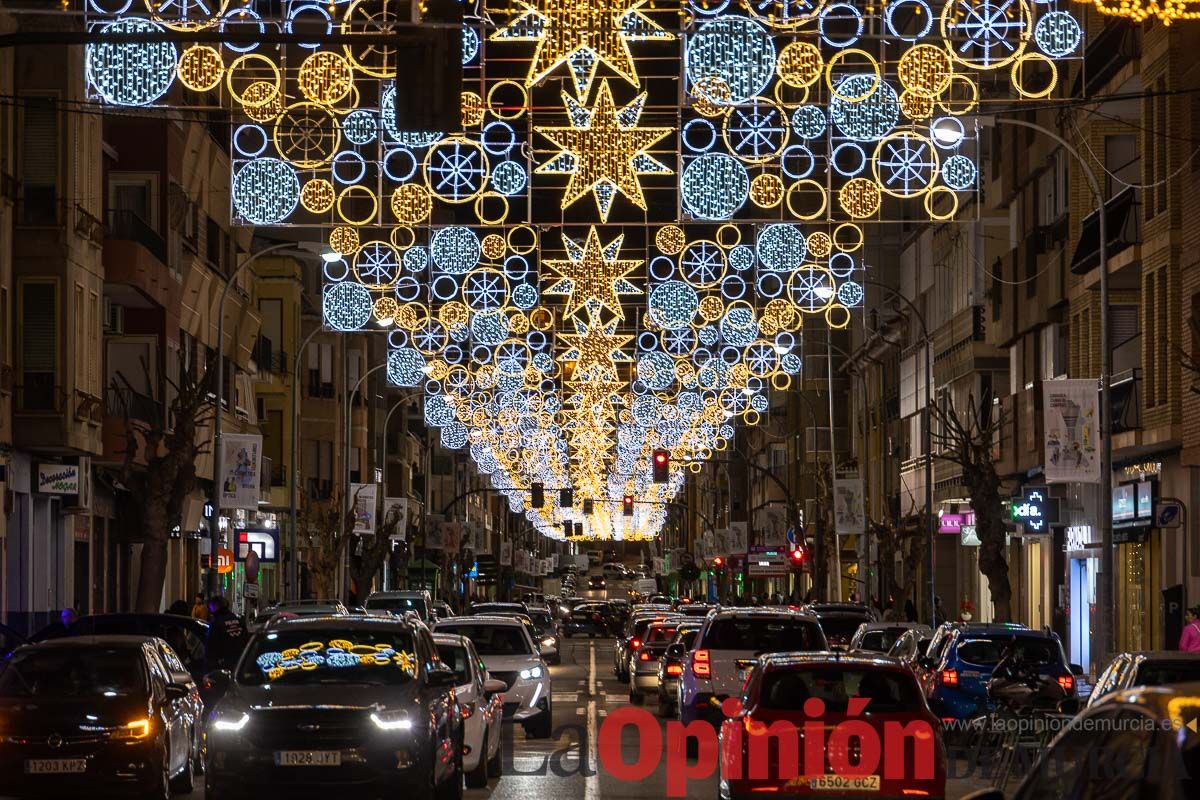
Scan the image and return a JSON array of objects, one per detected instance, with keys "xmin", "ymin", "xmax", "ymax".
[
  {"xmin": 563, "ymin": 521, "xmax": 573, "ymax": 538},
  {"xmin": 559, "ymin": 488, "xmax": 573, "ymax": 508},
  {"xmin": 789, "ymin": 546, "xmax": 806, "ymax": 567},
  {"xmin": 531, "ymin": 482, "xmax": 544, "ymax": 508},
  {"xmin": 652, "ymin": 449, "xmax": 669, "ymax": 483},
  {"xmin": 623, "ymin": 495, "xmax": 634, "ymax": 516},
  {"xmin": 583, "ymin": 498, "xmax": 594, "ymax": 515},
  {"xmin": 711, "ymin": 556, "xmax": 724, "ymax": 569}
]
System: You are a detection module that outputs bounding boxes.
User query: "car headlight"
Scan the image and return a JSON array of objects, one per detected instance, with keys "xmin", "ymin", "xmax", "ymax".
[
  {"xmin": 211, "ymin": 712, "xmax": 249, "ymax": 733},
  {"xmin": 370, "ymin": 710, "xmax": 413, "ymax": 731},
  {"xmin": 518, "ymin": 666, "xmax": 544, "ymax": 680},
  {"xmin": 541, "ymin": 636, "xmax": 556, "ymax": 647},
  {"xmin": 112, "ymin": 719, "xmax": 153, "ymax": 740}
]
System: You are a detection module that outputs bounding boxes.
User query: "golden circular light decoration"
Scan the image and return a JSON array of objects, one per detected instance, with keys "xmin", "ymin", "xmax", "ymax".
[
  {"xmin": 872, "ymin": 132, "xmax": 938, "ymax": 199},
  {"xmin": 900, "ymin": 90, "xmax": 935, "ymax": 121},
  {"xmin": 750, "ymin": 173, "xmax": 785, "ymax": 209},
  {"xmin": 422, "ymin": 136, "xmax": 487, "ymax": 205},
  {"xmin": 674, "ymin": 360, "xmax": 696, "ymax": 385},
  {"xmin": 825, "ymin": 49, "xmax": 880, "ymax": 102},
  {"xmin": 937, "ymin": 74, "xmax": 980, "ymax": 116},
  {"xmin": 341, "ymin": 0, "xmax": 401, "ymax": 78},
  {"xmin": 897, "ymin": 44, "xmax": 954, "ymax": 99},
  {"xmin": 743, "ymin": 409, "xmax": 761, "ymax": 427},
  {"xmin": 390, "ymin": 183, "xmax": 432, "ymax": 224},
  {"xmin": 508, "ymin": 311, "xmax": 530, "ymax": 334},
  {"xmin": 461, "ymin": 91, "xmax": 486, "ymax": 128},
  {"xmin": 529, "ymin": 307, "xmax": 554, "ymax": 331},
  {"xmin": 424, "ymin": 359, "xmax": 448, "ymax": 381},
  {"xmin": 177, "ymin": 45, "xmax": 224, "ymax": 92},
  {"xmin": 395, "ymin": 303, "xmax": 421, "ymax": 330},
  {"xmin": 785, "ymin": 179, "xmax": 828, "ymax": 221},
  {"xmin": 1011, "ymin": 53, "xmax": 1058, "ymax": 99},
  {"xmin": 274, "ymin": 102, "xmax": 341, "ymax": 168},
  {"xmin": 833, "ymin": 222, "xmax": 864, "ymax": 252},
  {"xmin": 839, "ymin": 178, "xmax": 881, "ymax": 219},
  {"xmin": 301, "ymin": 178, "xmax": 336, "ymax": 214},
  {"xmin": 297, "ymin": 51, "xmax": 354, "ymax": 106},
  {"xmin": 691, "ymin": 76, "xmax": 732, "ymax": 117},
  {"xmin": 757, "ymin": 313, "xmax": 780, "ymax": 336},
  {"xmin": 437, "ymin": 301, "xmax": 469, "ymax": 330},
  {"xmin": 716, "ymin": 224, "xmax": 741, "ymax": 249},
  {"xmin": 507, "ymin": 225, "xmax": 538, "ymax": 255},
  {"xmin": 240, "ymin": 81, "xmax": 285, "ymax": 123},
  {"xmin": 697, "ymin": 295, "xmax": 725, "ymax": 322},
  {"xmin": 825, "ymin": 303, "xmax": 852, "ymax": 330},
  {"xmin": 329, "ymin": 225, "xmax": 360, "ymax": 255},
  {"xmin": 353, "ymin": 241, "xmax": 401, "ymax": 289},
  {"xmin": 474, "ymin": 191, "xmax": 509, "ymax": 225},
  {"xmin": 336, "ymin": 184, "xmax": 378, "ymax": 226},
  {"xmin": 924, "ymin": 185, "xmax": 960, "ymax": 221},
  {"xmin": 226, "ymin": 53, "xmax": 280, "ymax": 106},
  {"xmin": 807, "ymin": 231, "xmax": 832, "ymax": 258},
  {"xmin": 773, "ymin": 82, "xmax": 809, "ymax": 109},
  {"xmin": 772, "ymin": 372, "xmax": 791, "ymax": 391},
  {"xmin": 482, "ymin": 234, "xmax": 506, "ymax": 260},
  {"xmin": 372, "ymin": 296, "xmax": 399, "ymax": 325},
  {"xmin": 656, "ymin": 225, "xmax": 686, "ymax": 255},
  {"xmin": 776, "ymin": 41, "xmax": 823, "ymax": 88},
  {"xmin": 486, "ymin": 80, "xmax": 529, "ymax": 120},
  {"xmin": 766, "ymin": 298, "xmax": 799, "ymax": 330}
]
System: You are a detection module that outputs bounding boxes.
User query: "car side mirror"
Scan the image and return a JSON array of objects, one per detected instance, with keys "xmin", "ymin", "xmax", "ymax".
[
  {"xmin": 483, "ymin": 678, "xmax": 507, "ymax": 696},
  {"xmin": 539, "ymin": 643, "xmax": 556, "ymax": 657},
  {"xmin": 201, "ymin": 670, "xmax": 231, "ymax": 693},
  {"xmin": 1069, "ymin": 663, "xmax": 1084, "ymax": 676},
  {"xmin": 427, "ymin": 667, "xmax": 458, "ymax": 687}
]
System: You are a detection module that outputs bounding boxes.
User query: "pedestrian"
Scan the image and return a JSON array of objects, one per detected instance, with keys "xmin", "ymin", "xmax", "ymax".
[
  {"xmin": 904, "ymin": 597, "xmax": 917, "ymax": 622},
  {"xmin": 933, "ymin": 596, "xmax": 947, "ymax": 626},
  {"xmin": 849, "ymin": 590, "xmax": 862, "ymax": 603},
  {"xmin": 206, "ymin": 595, "xmax": 248, "ymax": 671},
  {"xmin": 61, "ymin": 607, "xmax": 79, "ymax": 628},
  {"xmin": 191, "ymin": 593, "xmax": 209, "ymax": 620},
  {"xmin": 1180, "ymin": 605, "xmax": 1200, "ymax": 652},
  {"xmin": 167, "ymin": 599, "xmax": 190, "ymax": 616}
]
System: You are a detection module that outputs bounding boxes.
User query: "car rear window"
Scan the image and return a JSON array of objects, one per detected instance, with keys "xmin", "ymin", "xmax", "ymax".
[
  {"xmin": 704, "ymin": 617, "xmax": 824, "ymax": 651},
  {"xmin": 956, "ymin": 637, "xmax": 1062, "ymax": 666},
  {"xmin": 436, "ymin": 643, "xmax": 473, "ymax": 683},
  {"xmin": 1136, "ymin": 661, "xmax": 1200, "ymax": 687},
  {"xmin": 365, "ymin": 597, "xmax": 429, "ymax": 620},
  {"xmin": 759, "ymin": 668, "xmax": 921, "ymax": 713},
  {"xmin": 647, "ymin": 626, "xmax": 678, "ymax": 644},
  {"xmin": 858, "ymin": 628, "xmax": 908, "ymax": 652},
  {"xmin": 820, "ymin": 617, "xmax": 870, "ymax": 641},
  {"xmin": 439, "ymin": 624, "xmax": 532, "ymax": 656},
  {"xmin": 0, "ymin": 647, "xmax": 146, "ymax": 697}
]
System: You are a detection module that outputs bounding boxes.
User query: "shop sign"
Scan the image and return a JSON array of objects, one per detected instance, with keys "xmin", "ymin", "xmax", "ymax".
[
  {"xmin": 1065, "ymin": 525, "xmax": 1095, "ymax": 553},
  {"xmin": 37, "ymin": 463, "xmax": 80, "ymax": 494},
  {"xmin": 939, "ymin": 511, "xmax": 975, "ymax": 534},
  {"xmin": 1112, "ymin": 483, "xmax": 1136, "ymax": 524},
  {"xmin": 1010, "ymin": 487, "xmax": 1059, "ymax": 533},
  {"xmin": 1156, "ymin": 500, "xmax": 1184, "ymax": 529},
  {"xmin": 747, "ymin": 545, "xmax": 788, "ymax": 577},
  {"xmin": 1136, "ymin": 481, "xmax": 1155, "ymax": 520},
  {"xmin": 235, "ymin": 528, "xmax": 278, "ymax": 563},
  {"xmin": 960, "ymin": 525, "xmax": 980, "ymax": 547}
]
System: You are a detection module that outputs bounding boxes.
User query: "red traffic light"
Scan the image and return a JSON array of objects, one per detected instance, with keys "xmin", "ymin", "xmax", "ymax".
[
  {"xmin": 623, "ymin": 494, "xmax": 634, "ymax": 516},
  {"xmin": 652, "ymin": 449, "xmax": 669, "ymax": 483},
  {"xmin": 711, "ymin": 556, "xmax": 724, "ymax": 568},
  {"xmin": 789, "ymin": 547, "xmax": 805, "ymax": 563},
  {"xmin": 654, "ymin": 451, "xmax": 667, "ymax": 465}
]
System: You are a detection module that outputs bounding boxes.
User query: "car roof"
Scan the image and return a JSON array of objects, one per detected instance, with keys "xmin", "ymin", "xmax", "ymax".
[
  {"xmin": 1124, "ymin": 651, "xmax": 1200, "ymax": 662},
  {"xmin": 20, "ymin": 635, "xmax": 156, "ymax": 650},
  {"xmin": 368, "ymin": 591, "xmax": 428, "ymax": 598},
  {"xmin": 710, "ymin": 607, "xmax": 820, "ymax": 621},
  {"xmin": 257, "ymin": 616, "xmax": 414, "ymax": 631},
  {"xmin": 432, "ymin": 632, "xmax": 472, "ymax": 647},
  {"xmin": 762, "ymin": 652, "xmax": 906, "ymax": 670},
  {"xmin": 810, "ymin": 603, "xmax": 874, "ymax": 613},
  {"xmin": 437, "ymin": 615, "xmax": 524, "ymax": 627},
  {"xmin": 858, "ymin": 621, "xmax": 932, "ymax": 632}
]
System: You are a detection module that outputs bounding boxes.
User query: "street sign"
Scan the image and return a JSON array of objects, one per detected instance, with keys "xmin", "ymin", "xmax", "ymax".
[
  {"xmin": 242, "ymin": 582, "xmax": 260, "ymax": 601},
  {"xmin": 747, "ymin": 546, "xmax": 788, "ymax": 577},
  {"xmin": 1156, "ymin": 500, "xmax": 1184, "ymax": 529}
]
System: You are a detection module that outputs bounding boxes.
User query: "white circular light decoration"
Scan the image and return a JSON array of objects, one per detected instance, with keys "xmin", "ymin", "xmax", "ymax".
[
  {"xmin": 830, "ymin": 75, "xmax": 900, "ymax": 142},
  {"xmin": 941, "ymin": 155, "xmax": 978, "ymax": 190},
  {"xmin": 930, "ymin": 116, "xmax": 964, "ymax": 150},
  {"xmin": 511, "ymin": 282, "xmax": 539, "ymax": 310},
  {"xmin": 686, "ymin": 17, "xmax": 777, "ymax": 105},
  {"xmin": 490, "ymin": 160, "xmax": 528, "ymax": 195},
  {"xmin": 885, "ymin": 0, "xmax": 934, "ymax": 40},
  {"xmin": 649, "ymin": 281, "xmax": 699, "ymax": 329},
  {"xmin": 403, "ymin": 246, "xmax": 429, "ymax": 273},
  {"xmin": 728, "ymin": 245, "xmax": 756, "ymax": 272},
  {"xmin": 233, "ymin": 125, "xmax": 269, "ymax": 158},
  {"xmin": 382, "ymin": 148, "xmax": 419, "ymax": 183},
  {"xmin": 757, "ymin": 223, "xmax": 808, "ymax": 271},
  {"xmin": 323, "ymin": 281, "xmax": 373, "ymax": 331},
  {"xmin": 481, "ymin": 121, "xmax": 517, "ymax": 156},
  {"xmin": 837, "ymin": 280, "xmax": 865, "ymax": 307},
  {"xmin": 343, "ymin": 110, "xmax": 378, "ymax": 145},
  {"xmin": 818, "ymin": 3, "xmax": 865, "ymax": 48},
  {"xmin": 682, "ymin": 153, "xmax": 749, "ymax": 220},
  {"xmin": 220, "ymin": 5, "xmax": 265, "ymax": 53},
  {"xmin": 233, "ymin": 158, "xmax": 300, "ymax": 225},
  {"xmin": 462, "ymin": 25, "xmax": 480, "ymax": 64},
  {"xmin": 1034, "ymin": 11, "xmax": 1082, "ymax": 58},
  {"xmin": 780, "ymin": 144, "xmax": 817, "ymax": 180},
  {"xmin": 790, "ymin": 105, "xmax": 827, "ymax": 140},
  {"xmin": 431, "ymin": 226, "xmax": 481, "ymax": 274},
  {"xmin": 683, "ymin": 118, "xmax": 718, "ymax": 153},
  {"xmin": 87, "ymin": 19, "xmax": 178, "ymax": 106},
  {"xmin": 388, "ymin": 347, "xmax": 427, "ymax": 387}
]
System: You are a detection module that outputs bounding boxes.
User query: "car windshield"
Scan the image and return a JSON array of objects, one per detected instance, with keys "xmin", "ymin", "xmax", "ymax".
[
  {"xmin": 440, "ymin": 624, "xmax": 531, "ymax": 656},
  {"xmin": 365, "ymin": 597, "xmax": 428, "ymax": 619},
  {"xmin": 526, "ymin": 611, "xmax": 553, "ymax": 627},
  {"xmin": 1136, "ymin": 661, "xmax": 1200, "ymax": 687},
  {"xmin": 819, "ymin": 617, "xmax": 871, "ymax": 640},
  {"xmin": 647, "ymin": 625, "xmax": 678, "ymax": 644},
  {"xmin": 0, "ymin": 647, "xmax": 145, "ymax": 698},
  {"xmin": 858, "ymin": 628, "xmax": 909, "ymax": 652},
  {"xmin": 705, "ymin": 618, "xmax": 824, "ymax": 650},
  {"xmin": 436, "ymin": 643, "xmax": 473, "ymax": 684},
  {"xmin": 759, "ymin": 668, "xmax": 921, "ymax": 713},
  {"xmin": 956, "ymin": 636, "xmax": 1062, "ymax": 666},
  {"xmin": 239, "ymin": 629, "xmax": 417, "ymax": 686}
]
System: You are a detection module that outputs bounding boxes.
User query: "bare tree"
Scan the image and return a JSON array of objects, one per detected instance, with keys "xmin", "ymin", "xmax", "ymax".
[
  {"xmin": 296, "ymin": 487, "xmax": 360, "ymax": 600},
  {"xmin": 871, "ymin": 516, "xmax": 927, "ymax": 621},
  {"xmin": 113, "ymin": 353, "xmax": 214, "ymax": 612},
  {"xmin": 929, "ymin": 393, "xmax": 1013, "ymax": 621},
  {"xmin": 348, "ymin": 504, "xmax": 404, "ymax": 601}
]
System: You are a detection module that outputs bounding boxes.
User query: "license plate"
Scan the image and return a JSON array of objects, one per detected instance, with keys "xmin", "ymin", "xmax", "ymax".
[
  {"xmin": 25, "ymin": 759, "xmax": 87, "ymax": 774},
  {"xmin": 275, "ymin": 750, "xmax": 341, "ymax": 767},
  {"xmin": 809, "ymin": 775, "xmax": 880, "ymax": 792}
]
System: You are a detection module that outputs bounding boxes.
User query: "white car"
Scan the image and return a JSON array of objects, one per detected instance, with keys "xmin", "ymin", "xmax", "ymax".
[
  {"xmin": 433, "ymin": 633, "xmax": 506, "ymax": 787},
  {"xmin": 434, "ymin": 615, "xmax": 554, "ymax": 738},
  {"xmin": 678, "ymin": 607, "xmax": 827, "ymax": 726}
]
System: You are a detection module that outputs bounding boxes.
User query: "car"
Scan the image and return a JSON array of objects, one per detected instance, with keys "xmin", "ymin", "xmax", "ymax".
[
  {"xmin": 674, "ymin": 603, "xmax": 714, "ymax": 618},
  {"xmin": 886, "ymin": 628, "xmax": 934, "ymax": 673},
  {"xmin": 523, "ymin": 607, "xmax": 562, "ymax": 665},
  {"xmin": 718, "ymin": 653, "xmax": 946, "ymax": 800},
  {"xmin": 962, "ymin": 681, "xmax": 1200, "ymax": 800},
  {"xmin": 850, "ymin": 621, "xmax": 932, "ymax": 654},
  {"xmin": 679, "ymin": 607, "xmax": 827, "ymax": 726},
  {"xmin": 363, "ymin": 590, "xmax": 431, "ymax": 621},
  {"xmin": 921, "ymin": 624, "xmax": 1073, "ymax": 721},
  {"xmin": 1088, "ymin": 650, "xmax": 1200, "ymax": 707},
  {"xmin": 433, "ymin": 633, "xmax": 506, "ymax": 788},
  {"xmin": 916, "ymin": 621, "xmax": 1026, "ymax": 693},
  {"xmin": 587, "ymin": 575, "xmax": 607, "ymax": 591},
  {"xmin": 468, "ymin": 602, "xmax": 527, "ymax": 616},
  {"xmin": 562, "ymin": 603, "xmax": 609, "ymax": 638},
  {"xmin": 256, "ymin": 599, "xmax": 350, "ymax": 627},
  {"xmin": 433, "ymin": 615, "xmax": 554, "ymax": 739},
  {"xmin": 807, "ymin": 602, "xmax": 877, "ymax": 650},
  {"xmin": 614, "ymin": 610, "xmax": 673, "ymax": 683},
  {"xmin": 0, "ymin": 635, "xmax": 202, "ymax": 798},
  {"xmin": 203, "ymin": 615, "xmax": 462, "ymax": 800},
  {"xmin": 629, "ymin": 619, "xmax": 682, "ymax": 705},
  {"xmin": 600, "ymin": 563, "xmax": 629, "ymax": 580},
  {"xmin": 431, "ymin": 602, "xmax": 455, "ymax": 621},
  {"xmin": 657, "ymin": 622, "xmax": 703, "ymax": 717},
  {"xmin": 0, "ymin": 622, "xmax": 28, "ymax": 659}
]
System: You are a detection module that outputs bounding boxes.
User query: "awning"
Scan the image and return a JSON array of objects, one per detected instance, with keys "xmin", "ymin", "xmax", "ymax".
[{"xmin": 1070, "ymin": 186, "xmax": 1140, "ymax": 274}]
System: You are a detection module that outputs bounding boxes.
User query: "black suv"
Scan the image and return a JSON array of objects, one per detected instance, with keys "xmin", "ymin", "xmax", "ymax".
[{"xmin": 204, "ymin": 616, "xmax": 463, "ymax": 800}]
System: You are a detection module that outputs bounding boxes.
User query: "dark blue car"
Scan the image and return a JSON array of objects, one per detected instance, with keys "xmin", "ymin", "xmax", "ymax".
[{"xmin": 923, "ymin": 623, "xmax": 1073, "ymax": 720}]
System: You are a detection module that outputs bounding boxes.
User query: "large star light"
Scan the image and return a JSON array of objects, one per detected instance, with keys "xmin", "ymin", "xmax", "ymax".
[
  {"xmin": 489, "ymin": 0, "xmax": 673, "ymax": 97},
  {"xmin": 559, "ymin": 307, "xmax": 634, "ymax": 382},
  {"xmin": 544, "ymin": 228, "xmax": 643, "ymax": 321},
  {"xmin": 536, "ymin": 81, "xmax": 672, "ymax": 221}
]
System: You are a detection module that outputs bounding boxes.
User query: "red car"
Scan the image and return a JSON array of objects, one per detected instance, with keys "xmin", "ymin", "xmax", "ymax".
[{"xmin": 719, "ymin": 653, "xmax": 946, "ymax": 800}]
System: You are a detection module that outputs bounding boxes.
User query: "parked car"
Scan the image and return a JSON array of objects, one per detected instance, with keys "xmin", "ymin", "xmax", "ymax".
[
  {"xmin": 922, "ymin": 624, "xmax": 1073, "ymax": 721},
  {"xmin": 0, "ymin": 635, "xmax": 202, "ymax": 797},
  {"xmin": 1088, "ymin": 650, "xmax": 1200, "ymax": 707},
  {"xmin": 887, "ymin": 627, "xmax": 935, "ymax": 673},
  {"xmin": 807, "ymin": 602, "xmax": 877, "ymax": 650},
  {"xmin": 363, "ymin": 590, "xmax": 431, "ymax": 621},
  {"xmin": 657, "ymin": 622, "xmax": 703, "ymax": 717},
  {"xmin": 431, "ymin": 601, "xmax": 455, "ymax": 621},
  {"xmin": 433, "ymin": 633, "xmax": 506, "ymax": 788},
  {"xmin": 433, "ymin": 615, "xmax": 554, "ymax": 738},
  {"xmin": 614, "ymin": 611, "xmax": 673, "ymax": 683},
  {"xmin": 257, "ymin": 599, "xmax": 349, "ymax": 625},
  {"xmin": 0, "ymin": 623, "xmax": 28, "ymax": 659},
  {"xmin": 718, "ymin": 653, "xmax": 946, "ymax": 800},
  {"xmin": 629, "ymin": 619, "xmax": 681, "ymax": 705},
  {"xmin": 203, "ymin": 616, "xmax": 462, "ymax": 800},
  {"xmin": 850, "ymin": 621, "xmax": 932, "ymax": 654},
  {"xmin": 679, "ymin": 607, "xmax": 827, "ymax": 726},
  {"xmin": 562, "ymin": 603, "xmax": 609, "ymax": 638},
  {"xmin": 963, "ymin": 682, "xmax": 1200, "ymax": 800},
  {"xmin": 674, "ymin": 603, "xmax": 714, "ymax": 618},
  {"xmin": 916, "ymin": 621, "xmax": 1027, "ymax": 693}
]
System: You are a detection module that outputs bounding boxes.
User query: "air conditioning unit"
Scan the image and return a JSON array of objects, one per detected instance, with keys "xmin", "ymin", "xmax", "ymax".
[{"xmin": 103, "ymin": 298, "xmax": 125, "ymax": 334}]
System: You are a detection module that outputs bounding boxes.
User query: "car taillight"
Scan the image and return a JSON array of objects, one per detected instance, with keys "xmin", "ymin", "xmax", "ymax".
[
  {"xmin": 639, "ymin": 651, "xmax": 652, "ymax": 661},
  {"xmin": 692, "ymin": 649, "xmax": 711, "ymax": 678},
  {"xmin": 939, "ymin": 668, "xmax": 958, "ymax": 687},
  {"xmin": 629, "ymin": 638, "xmax": 642, "ymax": 650},
  {"xmin": 1057, "ymin": 674, "xmax": 1074, "ymax": 693},
  {"xmin": 666, "ymin": 664, "xmax": 683, "ymax": 676}
]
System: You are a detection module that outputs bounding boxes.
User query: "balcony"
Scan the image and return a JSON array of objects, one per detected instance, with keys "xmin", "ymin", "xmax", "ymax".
[
  {"xmin": 253, "ymin": 337, "xmax": 289, "ymax": 377},
  {"xmin": 104, "ymin": 209, "xmax": 174, "ymax": 307},
  {"xmin": 1078, "ymin": 21, "xmax": 1141, "ymax": 98},
  {"xmin": 1070, "ymin": 187, "xmax": 1141, "ymax": 275}
]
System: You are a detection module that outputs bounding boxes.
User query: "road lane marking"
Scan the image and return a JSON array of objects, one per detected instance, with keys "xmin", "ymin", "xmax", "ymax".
[
  {"xmin": 586, "ymin": 641, "xmax": 599, "ymax": 800},
  {"xmin": 553, "ymin": 692, "xmax": 579, "ymax": 703}
]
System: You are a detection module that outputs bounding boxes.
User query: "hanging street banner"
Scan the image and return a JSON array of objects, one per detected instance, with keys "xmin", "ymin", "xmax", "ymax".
[
  {"xmin": 350, "ymin": 483, "xmax": 378, "ymax": 535},
  {"xmin": 383, "ymin": 497, "xmax": 409, "ymax": 541},
  {"xmin": 1043, "ymin": 379, "xmax": 1101, "ymax": 483},
  {"xmin": 499, "ymin": 540, "xmax": 512, "ymax": 566},
  {"xmin": 728, "ymin": 522, "xmax": 748, "ymax": 555},
  {"xmin": 219, "ymin": 433, "xmax": 262, "ymax": 511},
  {"xmin": 833, "ymin": 478, "xmax": 866, "ymax": 535}
]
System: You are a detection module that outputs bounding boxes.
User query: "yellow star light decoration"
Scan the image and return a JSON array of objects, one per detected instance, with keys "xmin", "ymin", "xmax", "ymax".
[
  {"xmin": 488, "ymin": 0, "xmax": 674, "ymax": 98},
  {"xmin": 536, "ymin": 80, "xmax": 672, "ymax": 222},
  {"xmin": 558, "ymin": 307, "xmax": 633, "ymax": 382},
  {"xmin": 544, "ymin": 227, "xmax": 642, "ymax": 321}
]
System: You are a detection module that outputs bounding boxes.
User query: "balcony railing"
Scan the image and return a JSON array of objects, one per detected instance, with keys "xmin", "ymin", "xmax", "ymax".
[
  {"xmin": 106, "ymin": 386, "xmax": 162, "ymax": 424},
  {"xmin": 106, "ymin": 209, "xmax": 167, "ymax": 264},
  {"xmin": 253, "ymin": 337, "xmax": 289, "ymax": 377}
]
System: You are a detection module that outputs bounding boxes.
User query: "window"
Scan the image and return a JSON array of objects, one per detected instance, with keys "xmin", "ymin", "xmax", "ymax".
[
  {"xmin": 108, "ymin": 173, "xmax": 157, "ymax": 230},
  {"xmin": 264, "ymin": 410, "xmax": 284, "ymax": 486},
  {"xmin": 206, "ymin": 216, "xmax": 225, "ymax": 272},
  {"xmin": 20, "ymin": 98, "xmax": 58, "ymax": 225},
  {"xmin": 350, "ymin": 446, "xmax": 361, "ymax": 484},
  {"xmin": 19, "ymin": 281, "xmax": 57, "ymax": 410},
  {"xmin": 1104, "ymin": 135, "xmax": 1139, "ymax": 199},
  {"xmin": 1145, "ymin": 272, "xmax": 1159, "ymax": 407},
  {"xmin": 1157, "ymin": 270, "xmax": 1168, "ymax": 404},
  {"xmin": 74, "ymin": 284, "xmax": 85, "ymax": 395}
]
